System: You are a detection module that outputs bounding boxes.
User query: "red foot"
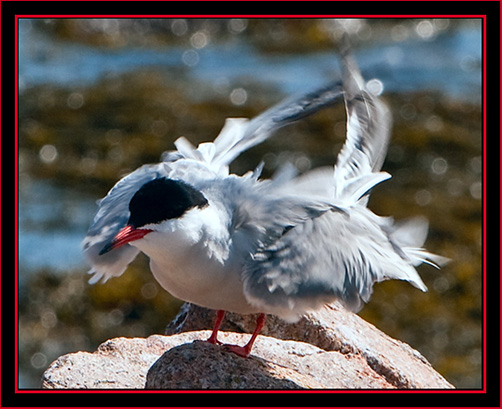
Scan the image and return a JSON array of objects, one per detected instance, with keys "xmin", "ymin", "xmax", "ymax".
[
  {"xmin": 222, "ymin": 313, "xmax": 266, "ymax": 358},
  {"xmin": 204, "ymin": 311, "xmax": 266, "ymax": 358},
  {"xmin": 222, "ymin": 343, "xmax": 253, "ymax": 358}
]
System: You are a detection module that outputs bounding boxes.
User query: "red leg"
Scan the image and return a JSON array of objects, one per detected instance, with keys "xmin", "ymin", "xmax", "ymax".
[
  {"xmin": 206, "ymin": 310, "xmax": 225, "ymax": 345},
  {"xmin": 224, "ymin": 313, "xmax": 266, "ymax": 358}
]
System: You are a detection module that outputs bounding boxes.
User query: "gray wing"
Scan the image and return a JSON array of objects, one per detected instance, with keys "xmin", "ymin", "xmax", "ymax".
[
  {"xmin": 167, "ymin": 80, "xmax": 343, "ymax": 174},
  {"xmin": 242, "ymin": 207, "xmax": 428, "ymax": 320},
  {"xmin": 211, "ymin": 80, "xmax": 344, "ymax": 168},
  {"xmin": 243, "ymin": 48, "xmax": 447, "ymax": 319},
  {"xmin": 333, "ymin": 48, "xmax": 393, "ymax": 205},
  {"xmin": 82, "ymin": 162, "xmax": 169, "ymax": 283},
  {"xmin": 241, "ymin": 47, "xmax": 437, "ymax": 321}
]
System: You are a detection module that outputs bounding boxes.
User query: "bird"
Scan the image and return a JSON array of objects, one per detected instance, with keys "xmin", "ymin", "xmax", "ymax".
[{"xmin": 82, "ymin": 48, "xmax": 448, "ymax": 358}]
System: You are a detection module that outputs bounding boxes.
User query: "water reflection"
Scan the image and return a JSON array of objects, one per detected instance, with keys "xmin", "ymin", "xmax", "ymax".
[{"xmin": 18, "ymin": 18, "xmax": 482, "ymax": 389}]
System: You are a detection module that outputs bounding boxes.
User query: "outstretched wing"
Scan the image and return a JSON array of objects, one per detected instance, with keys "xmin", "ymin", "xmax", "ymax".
[
  {"xmin": 333, "ymin": 47, "xmax": 393, "ymax": 205},
  {"xmin": 213, "ymin": 80, "xmax": 344, "ymax": 167},
  {"xmin": 166, "ymin": 80, "xmax": 344, "ymax": 175},
  {"xmin": 241, "ymin": 48, "xmax": 444, "ymax": 321}
]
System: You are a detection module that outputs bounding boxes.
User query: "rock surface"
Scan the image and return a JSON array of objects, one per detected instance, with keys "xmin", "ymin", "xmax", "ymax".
[
  {"xmin": 42, "ymin": 302, "xmax": 454, "ymax": 389},
  {"xmin": 165, "ymin": 302, "xmax": 453, "ymax": 389},
  {"xmin": 147, "ymin": 334, "xmax": 392, "ymax": 389},
  {"xmin": 42, "ymin": 335, "xmax": 174, "ymax": 389}
]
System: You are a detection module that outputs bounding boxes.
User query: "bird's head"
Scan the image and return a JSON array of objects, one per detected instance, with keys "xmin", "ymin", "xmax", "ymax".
[{"xmin": 99, "ymin": 177, "xmax": 208, "ymax": 255}]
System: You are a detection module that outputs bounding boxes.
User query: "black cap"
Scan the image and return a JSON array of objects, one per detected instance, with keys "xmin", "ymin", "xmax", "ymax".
[{"xmin": 128, "ymin": 178, "xmax": 208, "ymax": 228}]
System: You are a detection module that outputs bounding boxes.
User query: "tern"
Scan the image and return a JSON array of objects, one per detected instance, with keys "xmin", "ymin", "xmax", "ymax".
[{"xmin": 83, "ymin": 49, "xmax": 447, "ymax": 357}]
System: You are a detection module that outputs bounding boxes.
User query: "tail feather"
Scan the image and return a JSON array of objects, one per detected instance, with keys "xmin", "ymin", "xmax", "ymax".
[
  {"xmin": 389, "ymin": 216, "xmax": 450, "ymax": 269},
  {"xmin": 404, "ymin": 248, "xmax": 451, "ymax": 269}
]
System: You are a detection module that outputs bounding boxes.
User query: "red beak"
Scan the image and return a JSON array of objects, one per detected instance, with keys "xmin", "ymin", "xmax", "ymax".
[{"xmin": 99, "ymin": 225, "xmax": 152, "ymax": 255}]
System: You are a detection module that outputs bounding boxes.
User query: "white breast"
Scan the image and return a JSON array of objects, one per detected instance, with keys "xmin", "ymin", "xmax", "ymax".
[{"xmin": 131, "ymin": 206, "xmax": 261, "ymax": 315}]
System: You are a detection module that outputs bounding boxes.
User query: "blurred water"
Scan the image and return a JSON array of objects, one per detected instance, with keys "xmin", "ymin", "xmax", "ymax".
[
  {"xmin": 19, "ymin": 19, "xmax": 481, "ymax": 100},
  {"xmin": 17, "ymin": 18, "xmax": 483, "ymax": 389},
  {"xmin": 18, "ymin": 26, "xmax": 181, "ymax": 89},
  {"xmin": 18, "ymin": 181, "xmax": 95, "ymax": 276}
]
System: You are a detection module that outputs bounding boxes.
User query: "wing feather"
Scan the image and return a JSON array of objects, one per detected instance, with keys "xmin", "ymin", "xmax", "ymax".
[
  {"xmin": 333, "ymin": 47, "xmax": 392, "ymax": 205},
  {"xmin": 162, "ymin": 81, "xmax": 344, "ymax": 176},
  {"xmin": 82, "ymin": 163, "xmax": 170, "ymax": 283},
  {"xmin": 212, "ymin": 80, "xmax": 344, "ymax": 168},
  {"xmin": 241, "ymin": 45, "xmax": 447, "ymax": 321},
  {"xmin": 242, "ymin": 207, "xmax": 433, "ymax": 321}
]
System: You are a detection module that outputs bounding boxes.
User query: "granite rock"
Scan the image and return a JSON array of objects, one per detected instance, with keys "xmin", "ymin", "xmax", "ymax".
[{"xmin": 42, "ymin": 302, "xmax": 454, "ymax": 389}]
